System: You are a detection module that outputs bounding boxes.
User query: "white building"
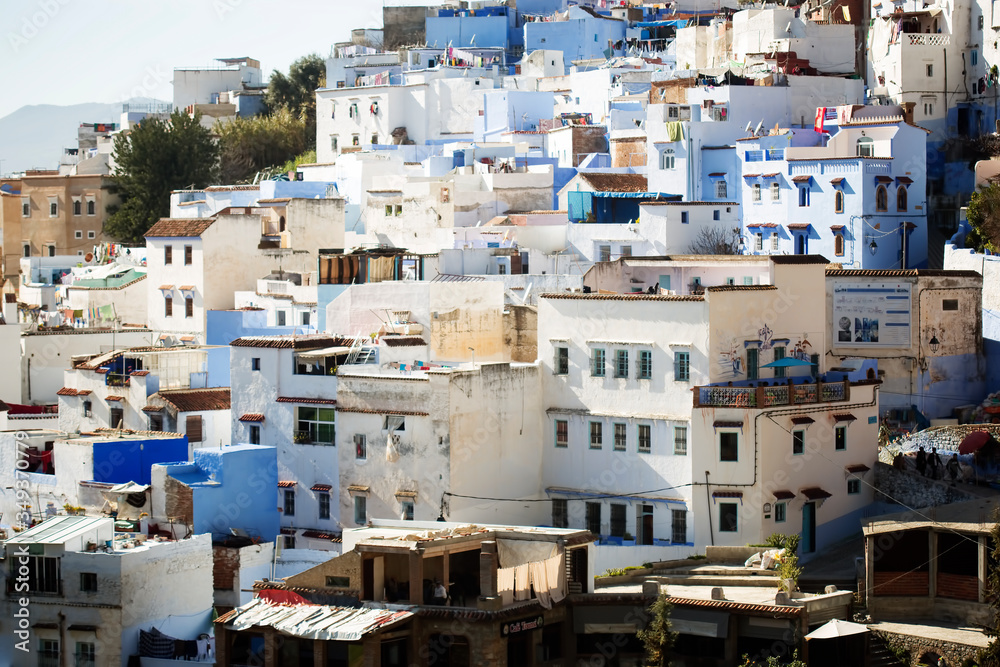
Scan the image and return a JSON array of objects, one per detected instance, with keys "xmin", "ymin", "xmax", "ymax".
[
  {"xmin": 0, "ymin": 516, "xmax": 214, "ymax": 667},
  {"xmin": 731, "ymin": 8, "xmax": 856, "ymax": 74},
  {"xmin": 173, "ymin": 57, "xmax": 263, "ymax": 111}
]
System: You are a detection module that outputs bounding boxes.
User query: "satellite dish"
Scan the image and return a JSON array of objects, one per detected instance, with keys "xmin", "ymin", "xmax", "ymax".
[
  {"xmin": 754, "ymin": 120, "xmax": 764, "ymax": 136},
  {"xmin": 785, "ymin": 22, "xmax": 792, "ymax": 33},
  {"xmin": 744, "ymin": 121, "xmax": 753, "ymax": 134},
  {"xmin": 85, "ymin": 252, "xmax": 93, "ymax": 262}
]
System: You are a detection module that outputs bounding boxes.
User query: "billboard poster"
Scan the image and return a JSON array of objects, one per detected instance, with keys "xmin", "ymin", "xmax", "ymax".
[{"xmin": 832, "ymin": 281, "xmax": 911, "ymax": 347}]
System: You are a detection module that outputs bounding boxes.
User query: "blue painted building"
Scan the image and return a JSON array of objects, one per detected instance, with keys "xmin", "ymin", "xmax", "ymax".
[
  {"xmin": 206, "ymin": 309, "xmax": 306, "ymax": 386},
  {"xmin": 426, "ymin": 5, "xmax": 510, "ymax": 51},
  {"xmin": 88, "ymin": 433, "xmax": 189, "ymax": 485},
  {"xmin": 524, "ymin": 6, "xmax": 627, "ymax": 68},
  {"xmin": 154, "ymin": 444, "xmax": 279, "ymax": 542},
  {"xmin": 476, "ymin": 90, "xmax": 555, "ymax": 143}
]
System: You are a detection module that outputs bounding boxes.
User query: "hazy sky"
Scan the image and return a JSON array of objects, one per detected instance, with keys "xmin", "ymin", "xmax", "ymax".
[{"xmin": 2, "ymin": 0, "xmax": 386, "ymax": 118}]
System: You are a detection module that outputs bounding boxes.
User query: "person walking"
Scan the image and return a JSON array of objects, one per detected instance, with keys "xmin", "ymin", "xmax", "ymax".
[
  {"xmin": 947, "ymin": 454, "xmax": 960, "ymax": 486},
  {"xmin": 915, "ymin": 447, "xmax": 927, "ymax": 476},
  {"xmin": 928, "ymin": 447, "xmax": 942, "ymax": 480}
]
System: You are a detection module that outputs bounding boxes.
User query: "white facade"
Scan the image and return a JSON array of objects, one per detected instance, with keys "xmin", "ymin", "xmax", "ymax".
[
  {"xmin": 732, "ymin": 8, "xmax": 856, "ymax": 74},
  {"xmin": 173, "ymin": 58, "xmax": 262, "ymax": 110}
]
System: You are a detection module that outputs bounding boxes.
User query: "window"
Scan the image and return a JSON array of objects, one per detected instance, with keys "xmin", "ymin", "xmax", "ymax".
[
  {"xmin": 875, "ymin": 185, "xmax": 887, "ymax": 212},
  {"xmin": 674, "ymin": 426, "xmax": 687, "ymax": 455},
  {"xmin": 401, "ymin": 499, "xmax": 414, "ymax": 520},
  {"xmin": 22, "ymin": 244, "xmax": 30, "ymax": 258},
  {"xmin": 674, "ymin": 351, "xmax": 690, "ymax": 381},
  {"xmin": 555, "ymin": 420, "xmax": 568, "ymax": 447},
  {"xmin": 771, "ymin": 182, "xmax": 780, "ymax": 201},
  {"xmin": 149, "ymin": 414, "xmax": 163, "ymax": 431},
  {"xmin": 848, "ymin": 478, "xmax": 861, "ymax": 494},
  {"xmin": 615, "ymin": 349, "xmax": 629, "ymax": 378},
  {"xmin": 713, "ymin": 209, "xmax": 721, "ymax": 221},
  {"xmin": 926, "ymin": 63, "xmax": 933, "ymax": 77},
  {"xmin": 754, "ymin": 233, "xmax": 763, "ymax": 251},
  {"xmin": 185, "ymin": 297, "xmax": 193, "ymax": 318},
  {"xmin": 923, "ymin": 100, "xmax": 934, "ymax": 116},
  {"xmin": 40, "ymin": 639, "xmax": 59, "ymax": 667},
  {"xmin": 348, "ymin": 434, "xmax": 365, "ymax": 461},
  {"xmin": 660, "ymin": 149, "xmax": 675, "ymax": 170},
  {"xmin": 614, "ymin": 423, "xmax": 627, "ymax": 451},
  {"xmin": 184, "ymin": 244, "xmax": 192, "ymax": 265},
  {"xmin": 589, "ymin": 421, "xmax": 603, "ymax": 449},
  {"xmin": 552, "ymin": 499, "xmax": 568, "ymax": 528},
  {"xmin": 49, "ymin": 199, "xmax": 58, "ymax": 217},
  {"xmin": 620, "ymin": 244, "xmax": 632, "ymax": 257},
  {"xmin": 249, "ymin": 425, "xmax": 260, "ymax": 445},
  {"xmin": 75, "ymin": 230, "xmax": 83, "ymax": 239},
  {"xmin": 743, "ymin": 276, "xmax": 754, "ymax": 285},
  {"xmin": 599, "ymin": 244, "xmax": 611, "ymax": 262},
  {"xmin": 719, "ymin": 502, "xmax": 738, "ymax": 532},
  {"xmin": 371, "ymin": 134, "xmax": 378, "ymax": 144},
  {"xmin": 680, "ymin": 211, "xmax": 689, "ymax": 224},
  {"xmin": 775, "ymin": 502, "xmax": 786, "ymax": 523},
  {"xmin": 46, "ymin": 244, "xmax": 55, "ymax": 257},
  {"xmin": 79, "ymin": 572, "xmax": 97, "ymax": 592},
  {"xmin": 752, "ymin": 183, "xmax": 761, "ymax": 202},
  {"xmin": 82, "ymin": 401, "xmax": 92, "ymax": 417},
  {"xmin": 73, "ymin": 200, "xmax": 82, "ymax": 216},
  {"xmin": 319, "ymin": 492, "xmax": 331, "ymax": 519},
  {"xmin": 283, "ymin": 489, "xmax": 295, "ymax": 516},
  {"xmin": 298, "ymin": 407, "xmax": 335, "ymax": 444},
  {"xmin": 792, "ymin": 430, "xmax": 805, "ymax": 455},
  {"xmin": 186, "ymin": 415, "xmax": 203, "ymax": 443},
  {"xmin": 394, "ymin": 204, "xmax": 402, "ymax": 216},
  {"xmin": 669, "ymin": 509, "xmax": 687, "ymax": 543},
  {"xmin": 835, "ymin": 425, "xmax": 847, "ymax": 451},
  {"xmin": 638, "ymin": 424, "xmax": 651, "ymax": 453},
  {"xmin": 277, "ymin": 310, "xmax": 286, "ymax": 326},
  {"xmin": 554, "ymin": 346, "xmax": 569, "ymax": 374},
  {"xmin": 326, "ymin": 575, "xmax": 350, "ymax": 588},
  {"xmin": 770, "ymin": 233, "xmax": 779, "ymax": 251},
  {"xmin": 610, "ymin": 503, "xmax": 626, "ymax": 538},
  {"xmin": 75, "ymin": 641, "xmax": 95, "ymax": 667},
  {"xmin": 251, "ymin": 357, "xmax": 261, "ymax": 371},
  {"xmin": 856, "ymin": 137, "xmax": 873, "ymax": 157},
  {"xmin": 720, "ymin": 432, "xmax": 738, "ymax": 461},
  {"xmin": 385, "ymin": 204, "xmax": 393, "ymax": 216},
  {"xmin": 835, "ymin": 190, "xmax": 844, "ymax": 213},
  {"xmin": 301, "ymin": 311, "xmax": 311, "ymax": 326},
  {"xmin": 835, "ymin": 234, "xmax": 844, "ymax": 256},
  {"xmin": 164, "ymin": 296, "xmax": 172, "ymax": 317},
  {"xmin": 773, "ymin": 345, "xmax": 786, "ymax": 378},
  {"xmin": 16, "ymin": 556, "xmax": 60, "ymax": 593},
  {"xmin": 638, "ymin": 350, "xmax": 652, "ymax": 379},
  {"xmin": 21, "ymin": 198, "xmax": 29, "ymax": 217},
  {"xmin": 164, "ymin": 245, "xmax": 172, "ymax": 264},
  {"xmin": 746, "ymin": 348, "xmax": 758, "ymax": 380},
  {"xmin": 591, "ymin": 348, "xmax": 606, "ymax": 376},
  {"xmin": 897, "ymin": 186, "xmax": 907, "ymax": 211},
  {"xmin": 331, "ymin": 136, "xmax": 339, "ymax": 152},
  {"xmin": 943, "ymin": 299, "xmax": 959, "ymax": 311},
  {"xmin": 441, "ymin": 187, "xmax": 450, "ymax": 203},
  {"xmin": 87, "ymin": 199, "xmax": 95, "ymax": 216},
  {"xmin": 87, "ymin": 230, "xmax": 95, "ymax": 239},
  {"xmin": 715, "ymin": 180, "xmax": 727, "ymax": 199},
  {"xmin": 798, "ymin": 186, "xmax": 810, "ymax": 207},
  {"xmin": 284, "ymin": 535, "xmax": 296, "ymax": 549},
  {"xmin": 586, "ymin": 502, "xmax": 601, "ymax": 535}
]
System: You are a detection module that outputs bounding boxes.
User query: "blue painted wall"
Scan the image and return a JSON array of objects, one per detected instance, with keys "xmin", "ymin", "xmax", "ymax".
[
  {"xmin": 317, "ymin": 284, "xmax": 350, "ymax": 333},
  {"xmin": 426, "ymin": 14, "xmax": 509, "ymax": 50},
  {"xmin": 259, "ymin": 180, "xmax": 337, "ymax": 200},
  {"xmin": 92, "ymin": 436, "xmax": 189, "ymax": 485},
  {"xmin": 206, "ymin": 310, "xmax": 306, "ymax": 387},
  {"xmin": 524, "ymin": 7, "xmax": 627, "ymax": 68}
]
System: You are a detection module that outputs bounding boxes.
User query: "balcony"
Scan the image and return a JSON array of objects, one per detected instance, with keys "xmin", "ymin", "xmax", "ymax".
[
  {"xmin": 693, "ymin": 378, "xmax": 850, "ymax": 408},
  {"xmin": 904, "ymin": 33, "xmax": 949, "ymax": 47}
]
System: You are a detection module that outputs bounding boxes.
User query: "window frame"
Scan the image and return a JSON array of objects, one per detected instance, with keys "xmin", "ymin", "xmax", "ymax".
[
  {"xmin": 614, "ymin": 349, "xmax": 629, "ymax": 378},
  {"xmin": 674, "ymin": 426, "xmax": 688, "ymax": 455},
  {"xmin": 770, "ymin": 181, "xmax": 780, "ymax": 201},
  {"xmin": 715, "ymin": 180, "xmax": 727, "ymax": 199},
  {"xmin": 355, "ymin": 433, "xmax": 367, "ymax": 459},
  {"xmin": 354, "ymin": 495, "xmax": 367, "ymax": 525},
  {"xmin": 876, "ymin": 185, "xmax": 888, "ymax": 212},
  {"xmin": 719, "ymin": 431, "xmax": 739, "ymax": 462},
  {"xmin": 718, "ymin": 502, "xmax": 738, "ymax": 532},
  {"xmin": 585, "ymin": 501, "xmax": 601, "ymax": 535},
  {"xmin": 674, "ymin": 350, "xmax": 690, "ymax": 382},
  {"xmin": 792, "ymin": 429, "xmax": 805, "ymax": 455},
  {"xmin": 552, "ymin": 498, "xmax": 568, "ymax": 528},
  {"xmin": 637, "ymin": 349, "xmax": 652, "ymax": 379},
  {"xmin": 613, "ymin": 422, "xmax": 627, "ymax": 451},
  {"xmin": 589, "ymin": 421, "xmax": 603, "ymax": 449},
  {"xmin": 671, "ymin": 509, "xmax": 687, "ymax": 543},
  {"xmin": 591, "ymin": 348, "xmax": 606, "ymax": 377},
  {"xmin": 752, "ymin": 183, "xmax": 761, "ymax": 202},
  {"xmin": 297, "ymin": 406, "xmax": 336, "ymax": 445},
  {"xmin": 835, "ymin": 425, "xmax": 847, "ymax": 451},
  {"xmin": 798, "ymin": 186, "xmax": 810, "ymax": 207},
  {"xmin": 848, "ymin": 478, "xmax": 861, "ymax": 494},
  {"xmin": 637, "ymin": 424, "xmax": 651, "ymax": 454},
  {"xmin": 283, "ymin": 489, "xmax": 295, "ymax": 516},
  {"xmin": 774, "ymin": 502, "xmax": 786, "ymax": 523},
  {"xmin": 834, "ymin": 189, "xmax": 844, "ymax": 213},
  {"xmin": 249, "ymin": 424, "xmax": 260, "ymax": 444},
  {"xmin": 163, "ymin": 295, "xmax": 172, "ymax": 318},
  {"xmin": 554, "ymin": 346, "xmax": 569, "ymax": 375},
  {"xmin": 79, "ymin": 571, "xmax": 98, "ymax": 593},
  {"xmin": 770, "ymin": 232, "xmax": 779, "ymax": 251},
  {"xmin": 555, "ymin": 419, "xmax": 569, "ymax": 448},
  {"xmin": 896, "ymin": 185, "xmax": 907, "ymax": 211},
  {"xmin": 834, "ymin": 233, "xmax": 844, "ymax": 257},
  {"xmin": 318, "ymin": 492, "xmax": 331, "ymax": 519},
  {"xmin": 660, "ymin": 148, "xmax": 675, "ymax": 170},
  {"xmin": 164, "ymin": 245, "xmax": 172, "ymax": 265}
]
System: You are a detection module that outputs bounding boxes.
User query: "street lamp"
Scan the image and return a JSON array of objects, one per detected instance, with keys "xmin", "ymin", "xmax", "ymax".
[
  {"xmin": 929, "ymin": 335, "xmax": 940, "ymax": 353},
  {"xmin": 868, "ymin": 238, "xmax": 878, "ymax": 255}
]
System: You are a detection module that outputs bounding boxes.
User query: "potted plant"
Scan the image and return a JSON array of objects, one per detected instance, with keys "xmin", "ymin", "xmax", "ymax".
[{"xmin": 622, "ymin": 531, "xmax": 636, "ymax": 546}]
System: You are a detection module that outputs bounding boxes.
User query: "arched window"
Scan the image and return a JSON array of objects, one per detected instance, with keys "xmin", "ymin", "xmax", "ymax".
[
  {"xmin": 896, "ymin": 186, "xmax": 907, "ymax": 211},
  {"xmin": 876, "ymin": 185, "xmax": 888, "ymax": 212},
  {"xmin": 856, "ymin": 137, "xmax": 874, "ymax": 157},
  {"xmin": 834, "ymin": 234, "xmax": 844, "ymax": 256},
  {"xmin": 834, "ymin": 190, "xmax": 844, "ymax": 213},
  {"xmin": 279, "ymin": 216, "xmax": 286, "ymax": 232}
]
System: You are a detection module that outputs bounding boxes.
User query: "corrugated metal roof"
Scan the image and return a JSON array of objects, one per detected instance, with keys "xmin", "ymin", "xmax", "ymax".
[
  {"xmin": 216, "ymin": 598, "xmax": 413, "ymax": 640},
  {"xmin": 6, "ymin": 515, "xmax": 111, "ymax": 545}
]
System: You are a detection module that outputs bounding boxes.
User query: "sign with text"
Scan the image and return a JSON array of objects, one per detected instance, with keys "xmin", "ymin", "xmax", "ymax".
[
  {"xmin": 501, "ymin": 615, "xmax": 544, "ymax": 637},
  {"xmin": 833, "ymin": 281, "xmax": 911, "ymax": 348}
]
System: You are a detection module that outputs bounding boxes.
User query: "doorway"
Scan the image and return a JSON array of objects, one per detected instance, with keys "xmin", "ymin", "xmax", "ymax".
[{"xmin": 802, "ymin": 502, "xmax": 816, "ymax": 553}]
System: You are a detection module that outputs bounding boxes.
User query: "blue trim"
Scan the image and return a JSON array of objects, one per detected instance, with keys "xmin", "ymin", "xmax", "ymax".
[{"xmin": 545, "ymin": 488, "xmax": 687, "ymax": 507}]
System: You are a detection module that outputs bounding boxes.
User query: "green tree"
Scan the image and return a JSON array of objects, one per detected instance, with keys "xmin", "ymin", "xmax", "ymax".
[
  {"xmin": 965, "ymin": 183, "xmax": 1000, "ymax": 253},
  {"xmin": 216, "ymin": 109, "xmax": 309, "ymax": 183},
  {"xmin": 263, "ymin": 54, "xmax": 325, "ymax": 150},
  {"xmin": 106, "ymin": 110, "xmax": 218, "ymax": 243},
  {"xmin": 979, "ymin": 509, "xmax": 1000, "ymax": 667},
  {"xmin": 637, "ymin": 594, "xmax": 675, "ymax": 666}
]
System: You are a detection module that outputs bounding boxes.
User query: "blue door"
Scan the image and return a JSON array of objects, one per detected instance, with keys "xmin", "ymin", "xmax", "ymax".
[{"xmin": 802, "ymin": 501, "xmax": 816, "ymax": 553}]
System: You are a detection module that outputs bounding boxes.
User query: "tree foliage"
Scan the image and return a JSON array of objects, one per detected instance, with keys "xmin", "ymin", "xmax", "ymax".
[
  {"xmin": 106, "ymin": 109, "xmax": 218, "ymax": 243},
  {"xmin": 216, "ymin": 109, "xmax": 309, "ymax": 183},
  {"xmin": 263, "ymin": 54, "xmax": 325, "ymax": 150},
  {"xmin": 687, "ymin": 226, "xmax": 742, "ymax": 255},
  {"xmin": 979, "ymin": 508, "xmax": 1000, "ymax": 667},
  {"xmin": 965, "ymin": 183, "xmax": 1000, "ymax": 254},
  {"xmin": 637, "ymin": 594, "xmax": 675, "ymax": 666}
]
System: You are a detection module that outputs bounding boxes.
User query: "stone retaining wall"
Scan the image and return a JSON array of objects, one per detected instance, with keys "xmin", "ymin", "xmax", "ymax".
[
  {"xmin": 874, "ymin": 462, "xmax": 977, "ymax": 508},
  {"xmin": 871, "ymin": 628, "xmax": 982, "ymax": 667}
]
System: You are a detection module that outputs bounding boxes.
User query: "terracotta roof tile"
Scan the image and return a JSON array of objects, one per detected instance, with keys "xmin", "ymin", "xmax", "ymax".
[
  {"xmin": 578, "ymin": 173, "xmax": 649, "ymax": 192},
  {"xmin": 277, "ymin": 480, "xmax": 296, "ymax": 488},
  {"xmin": 105, "ymin": 395, "xmax": 124, "ymax": 402},
  {"xmin": 382, "ymin": 336, "xmax": 426, "ymax": 347},
  {"xmin": 239, "ymin": 413, "xmax": 265, "ymax": 422},
  {"xmin": 540, "ymin": 293, "xmax": 704, "ymax": 302},
  {"xmin": 153, "ymin": 388, "xmax": 231, "ymax": 413},
  {"xmin": 847, "ymin": 464, "xmax": 871, "ymax": 474},
  {"xmin": 276, "ymin": 397, "xmax": 337, "ymax": 405},
  {"xmin": 144, "ymin": 218, "xmax": 215, "ymax": 238},
  {"xmin": 773, "ymin": 490, "xmax": 796, "ymax": 500},
  {"xmin": 706, "ymin": 285, "xmax": 777, "ymax": 293},
  {"xmin": 826, "ymin": 268, "xmax": 982, "ymax": 279},
  {"xmin": 310, "ymin": 484, "xmax": 333, "ymax": 492},
  {"xmin": 57, "ymin": 387, "xmax": 79, "ymax": 396},
  {"xmin": 786, "ymin": 223, "xmax": 810, "ymax": 230},
  {"xmin": 231, "ymin": 335, "xmax": 353, "ymax": 349},
  {"xmin": 336, "ymin": 407, "xmax": 428, "ymax": 416},
  {"xmin": 130, "ymin": 370, "xmax": 150, "ymax": 376}
]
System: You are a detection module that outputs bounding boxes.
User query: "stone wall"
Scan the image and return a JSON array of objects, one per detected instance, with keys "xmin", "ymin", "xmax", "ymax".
[
  {"xmin": 873, "ymin": 462, "xmax": 977, "ymax": 508},
  {"xmin": 871, "ymin": 628, "xmax": 982, "ymax": 667}
]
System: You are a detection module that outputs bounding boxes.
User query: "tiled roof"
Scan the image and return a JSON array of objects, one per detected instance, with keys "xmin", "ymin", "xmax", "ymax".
[
  {"xmin": 144, "ymin": 218, "xmax": 215, "ymax": 238},
  {"xmin": 826, "ymin": 268, "xmax": 982, "ymax": 279},
  {"xmin": 772, "ymin": 490, "xmax": 796, "ymax": 500},
  {"xmin": 277, "ymin": 480, "xmax": 296, "ymax": 488},
  {"xmin": 57, "ymin": 387, "xmax": 81, "ymax": 396},
  {"xmin": 310, "ymin": 484, "xmax": 332, "ymax": 492},
  {"xmin": 540, "ymin": 293, "xmax": 704, "ymax": 302},
  {"xmin": 382, "ymin": 336, "xmax": 426, "ymax": 347},
  {"xmin": 747, "ymin": 223, "xmax": 778, "ymax": 228},
  {"xmin": 713, "ymin": 420, "xmax": 743, "ymax": 428},
  {"xmin": 830, "ymin": 225, "xmax": 844, "ymax": 231},
  {"xmin": 105, "ymin": 395, "xmax": 124, "ymax": 402},
  {"xmin": 276, "ymin": 397, "xmax": 336, "ymax": 405},
  {"xmin": 578, "ymin": 173, "xmax": 649, "ymax": 192},
  {"xmin": 301, "ymin": 530, "xmax": 339, "ymax": 540},
  {"xmin": 154, "ymin": 388, "xmax": 231, "ymax": 413},
  {"xmin": 896, "ymin": 176, "xmax": 913, "ymax": 184},
  {"xmin": 847, "ymin": 464, "xmax": 871, "ymax": 474},
  {"xmin": 89, "ymin": 427, "xmax": 184, "ymax": 437},
  {"xmin": 771, "ymin": 255, "xmax": 829, "ymax": 265},
  {"xmin": 130, "ymin": 370, "xmax": 150, "ymax": 377},
  {"xmin": 712, "ymin": 491, "xmax": 743, "ymax": 498},
  {"xmin": 832, "ymin": 413, "xmax": 857, "ymax": 422},
  {"xmin": 791, "ymin": 175, "xmax": 811, "ymax": 183},
  {"xmin": 205, "ymin": 185, "xmax": 259, "ymax": 192},
  {"xmin": 230, "ymin": 335, "xmax": 353, "ymax": 349},
  {"xmin": 786, "ymin": 223, "xmax": 810, "ymax": 230},
  {"xmin": 791, "ymin": 416, "xmax": 815, "ymax": 425},
  {"xmin": 239, "ymin": 413, "xmax": 266, "ymax": 422},
  {"xmin": 706, "ymin": 285, "xmax": 777, "ymax": 293},
  {"xmin": 801, "ymin": 487, "xmax": 832, "ymax": 500},
  {"xmin": 336, "ymin": 407, "xmax": 429, "ymax": 416}
]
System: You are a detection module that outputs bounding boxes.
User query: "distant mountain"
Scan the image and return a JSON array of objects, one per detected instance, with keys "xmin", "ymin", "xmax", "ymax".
[{"xmin": 0, "ymin": 98, "xmax": 169, "ymax": 176}]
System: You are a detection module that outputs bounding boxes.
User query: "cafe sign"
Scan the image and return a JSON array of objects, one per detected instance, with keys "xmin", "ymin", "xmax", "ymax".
[{"xmin": 501, "ymin": 615, "xmax": 544, "ymax": 637}]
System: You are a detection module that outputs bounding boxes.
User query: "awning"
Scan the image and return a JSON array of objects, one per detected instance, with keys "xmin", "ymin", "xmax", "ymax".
[
  {"xmin": 742, "ymin": 173, "xmax": 761, "ymax": 179},
  {"xmin": 806, "ymin": 619, "xmax": 869, "ymax": 640},
  {"xmin": 747, "ymin": 222, "xmax": 778, "ymax": 228},
  {"xmin": 896, "ymin": 176, "xmax": 913, "ymax": 185},
  {"xmin": 296, "ymin": 346, "xmax": 353, "ymax": 359},
  {"xmin": 875, "ymin": 175, "xmax": 893, "ymax": 184},
  {"xmin": 277, "ymin": 480, "xmax": 296, "ymax": 488},
  {"xmin": 158, "ymin": 284, "xmax": 174, "ymax": 291},
  {"xmin": 846, "ymin": 464, "xmax": 871, "ymax": 474},
  {"xmin": 791, "ymin": 417, "xmax": 815, "ymax": 425},
  {"xmin": 106, "ymin": 395, "xmax": 124, "ymax": 402},
  {"xmin": 713, "ymin": 420, "xmax": 743, "ymax": 428},
  {"xmin": 791, "ymin": 175, "xmax": 811, "ymax": 183},
  {"xmin": 830, "ymin": 177, "xmax": 844, "ymax": 186},
  {"xmin": 708, "ymin": 172, "xmax": 726, "ymax": 179},
  {"xmin": 239, "ymin": 413, "xmax": 265, "ymax": 422},
  {"xmin": 830, "ymin": 225, "xmax": 845, "ymax": 231},
  {"xmin": 773, "ymin": 490, "xmax": 796, "ymax": 500},
  {"xmin": 832, "ymin": 413, "xmax": 856, "ymax": 422},
  {"xmin": 760, "ymin": 357, "xmax": 812, "ymax": 368},
  {"xmin": 787, "ymin": 223, "xmax": 810, "ymax": 231},
  {"xmin": 712, "ymin": 491, "xmax": 743, "ymax": 498},
  {"xmin": 310, "ymin": 483, "xmax": 332, "ymax": 492},
  {"xmin": 801, "ymin": 487, "xmax": 832, "ymax": 500},
  {"xmin": 761, "ymin": 173, "xmax": 779, "ymax": 179}
]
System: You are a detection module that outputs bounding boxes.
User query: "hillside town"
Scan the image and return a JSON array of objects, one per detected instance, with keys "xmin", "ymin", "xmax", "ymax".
[{"xmin": 3, "ymin": 0, "xmax": 1000, "ymax": 665}]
